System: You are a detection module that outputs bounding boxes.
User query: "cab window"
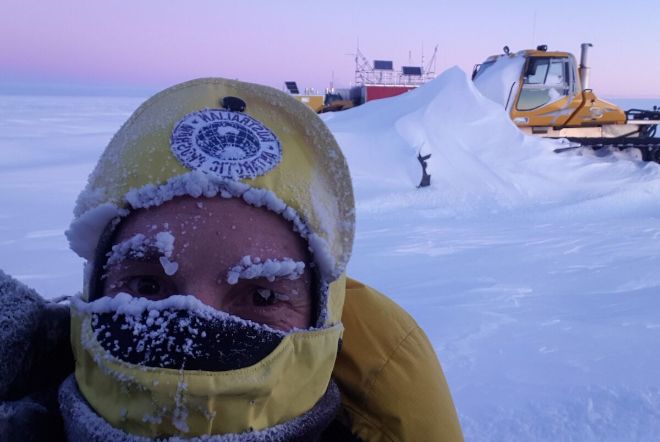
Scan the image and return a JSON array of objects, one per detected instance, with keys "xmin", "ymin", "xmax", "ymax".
[{"xmin": 517, "ymin": 57, "xmax": 571, "ymax": 111}]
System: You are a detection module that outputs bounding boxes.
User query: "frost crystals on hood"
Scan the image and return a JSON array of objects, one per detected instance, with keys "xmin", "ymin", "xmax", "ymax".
[{"xmin": 68, "ymin": 171, "xmax": 338, "ymax": 282}]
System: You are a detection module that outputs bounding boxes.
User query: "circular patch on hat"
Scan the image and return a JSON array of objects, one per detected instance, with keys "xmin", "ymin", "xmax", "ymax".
[{"xmin": 171, "ymin": 109, "xmax": 282, "ymax": 180}]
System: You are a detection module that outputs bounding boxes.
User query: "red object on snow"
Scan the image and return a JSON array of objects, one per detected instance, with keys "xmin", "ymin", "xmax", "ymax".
[{"xmin": 363, "ymin": 85, "xmax": 416, "ymax": 102}]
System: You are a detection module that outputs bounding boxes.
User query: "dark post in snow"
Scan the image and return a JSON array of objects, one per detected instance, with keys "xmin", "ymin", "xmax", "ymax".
[{"xmin": 417, "ymin": 153, "xmax": 431, "ymax": 188}]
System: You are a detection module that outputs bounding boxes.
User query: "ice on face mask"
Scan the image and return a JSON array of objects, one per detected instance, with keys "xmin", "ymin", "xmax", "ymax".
[{"xmin": 74, "ymin": 294, "xmax": 286, "ymax": 371}]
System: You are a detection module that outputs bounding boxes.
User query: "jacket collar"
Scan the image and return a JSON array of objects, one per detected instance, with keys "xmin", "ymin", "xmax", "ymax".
[{"xmin": 59, "ymin": 375, "xmax": 341, "ymax": 441}]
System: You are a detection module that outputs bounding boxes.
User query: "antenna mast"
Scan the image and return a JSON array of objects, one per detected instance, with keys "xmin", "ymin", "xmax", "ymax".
[{"xmin": 424, "ymin": 45, "xmax": 439, "ymax": 78}]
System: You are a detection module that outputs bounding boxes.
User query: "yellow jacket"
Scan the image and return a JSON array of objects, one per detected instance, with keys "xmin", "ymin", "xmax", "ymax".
[{"xmin": 335, "ymin": 278, "xmax": 463, "ymax": 442}]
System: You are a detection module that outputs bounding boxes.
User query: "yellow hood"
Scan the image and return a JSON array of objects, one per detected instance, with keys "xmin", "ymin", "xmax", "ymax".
[{"xmin": 66, "ymin": 78, "xmax": 355, "ymax": 437}]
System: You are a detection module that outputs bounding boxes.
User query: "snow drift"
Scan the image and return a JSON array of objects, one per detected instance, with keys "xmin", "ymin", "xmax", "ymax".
[
  {"xmin": 323, "ymin": 67, "xmax": 660, "ymax": 217},
  {"xmin": 322, "ymin": 68, "xmax": 660, "ymax": 440}
]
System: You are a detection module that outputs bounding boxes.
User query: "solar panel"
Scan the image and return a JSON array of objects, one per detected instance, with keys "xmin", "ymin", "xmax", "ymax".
[
  {"xmin": 402, "ymin": 66, "xmax": 423, "ymax": 76},
  {"xmin": 285, "ymin": 81, "xmax": 299, "ymax": 94},
  {"xmin": 373, "ymin": 60, "xmax": 393, "ymax": 70}
]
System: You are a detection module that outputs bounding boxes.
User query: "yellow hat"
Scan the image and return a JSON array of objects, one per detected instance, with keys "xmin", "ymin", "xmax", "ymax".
[{"xmin": 66, "ymin": 78, "xmax": 355, "ymax": 436}]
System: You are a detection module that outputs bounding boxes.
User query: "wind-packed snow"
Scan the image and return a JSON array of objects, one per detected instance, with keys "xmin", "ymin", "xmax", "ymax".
[
  {"xmin": 473, "ymin": 54, "xmax": 526, "ymax": 110},
  {"xmin": 2, "ymin": 70, "xmax": 660, "ymax": 440},
  {"xmin": 323, "ymin": 66, "xmax": 660, "ymax": 212}
]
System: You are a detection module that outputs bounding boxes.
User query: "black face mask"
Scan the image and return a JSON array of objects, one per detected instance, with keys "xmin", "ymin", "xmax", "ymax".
[{"xmin": 92, "ymin": 306, "xmax": 285, "ymax": 371}]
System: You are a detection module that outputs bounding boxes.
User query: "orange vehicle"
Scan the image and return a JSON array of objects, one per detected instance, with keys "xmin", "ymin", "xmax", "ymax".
[{"xmin": 473, "ymin": 44, "xmax": 660, "ymax": 161}]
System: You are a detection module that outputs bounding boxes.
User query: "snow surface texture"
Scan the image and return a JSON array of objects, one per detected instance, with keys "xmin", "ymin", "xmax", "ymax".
[{"xmin": 2, "ymin": 74, "xmax": 660, "ymax": 439}]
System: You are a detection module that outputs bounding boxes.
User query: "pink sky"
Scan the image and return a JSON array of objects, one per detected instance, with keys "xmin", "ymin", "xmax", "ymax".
[{"xmin": 2, "ymin": 0, "xmax": 659, "ymax": 97}]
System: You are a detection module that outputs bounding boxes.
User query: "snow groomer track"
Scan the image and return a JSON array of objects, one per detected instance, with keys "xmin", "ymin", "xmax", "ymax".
[
  {"xmin": 555, "ymin": 108, "xmax": 660, "ymax": 162},
  {"xmin": 557, "ymin": 137, "xmax": 660, "ymax": 162}
]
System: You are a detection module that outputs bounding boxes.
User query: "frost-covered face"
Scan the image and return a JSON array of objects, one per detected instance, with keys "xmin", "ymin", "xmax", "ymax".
[{"xmin": 101, "ymin": 196, "xmax": 313, "ymax": 331}]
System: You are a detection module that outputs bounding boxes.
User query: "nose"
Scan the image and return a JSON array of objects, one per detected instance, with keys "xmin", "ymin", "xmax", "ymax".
[{"xmin": 182, "ymin": 279, "xmax": 230, "ymax": 312}]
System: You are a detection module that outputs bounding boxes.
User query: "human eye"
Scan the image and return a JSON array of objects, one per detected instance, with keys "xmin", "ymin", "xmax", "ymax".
[
  {"xmin": 226, "ymin": 282, "xmax": 310, "ymax": 330},
  {"xmin": 128, "ymin": 276, "xmax": 163, "ymax": 297},
  {"xmin": 252, "ymin": 288, "xmax": 288, "ymax": 307},
  {"xmin": 108, "ymin": 274, "xmax": 174, "ymax": 300}
]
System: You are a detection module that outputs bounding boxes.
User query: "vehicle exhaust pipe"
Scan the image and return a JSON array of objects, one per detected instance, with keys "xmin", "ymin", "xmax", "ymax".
[{"xmin": 579, "ymin": 43, "xmax": 593, "ymax": 91}]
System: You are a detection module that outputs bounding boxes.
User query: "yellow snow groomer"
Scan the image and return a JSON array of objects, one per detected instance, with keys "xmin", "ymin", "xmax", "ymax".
[{"xmin": 473, "ymin": 44, "xmax": 660, "ymax": 161}]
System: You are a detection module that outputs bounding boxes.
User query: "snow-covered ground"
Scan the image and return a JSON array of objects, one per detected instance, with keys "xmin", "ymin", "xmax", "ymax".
[{"xmin": 1, "ymin": 70, "xmax": 660, "ymax": 440}]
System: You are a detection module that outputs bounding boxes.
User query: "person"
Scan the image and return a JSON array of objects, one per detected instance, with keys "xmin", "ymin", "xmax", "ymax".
[{"xmin": 0, "ymin": 78, "xmax": 463, "ymax": 441}]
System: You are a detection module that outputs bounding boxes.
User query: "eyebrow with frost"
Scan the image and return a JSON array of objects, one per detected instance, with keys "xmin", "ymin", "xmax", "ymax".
[
  {"xmin": 104, "ymin": 231, "xmax": 178, "ymax": 275},
  {"xmin": 104, "ymin": 233, "xmax": 306, "ymax": 284},
  {"xmin": 226, "ymin": 256, "xmax": 306, "ymax": 285}
]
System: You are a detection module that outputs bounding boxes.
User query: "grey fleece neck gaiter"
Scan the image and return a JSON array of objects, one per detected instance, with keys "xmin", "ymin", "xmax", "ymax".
[{"xmin": 58, "ymin": 375, "xmax": 341, "ymax": 442}]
